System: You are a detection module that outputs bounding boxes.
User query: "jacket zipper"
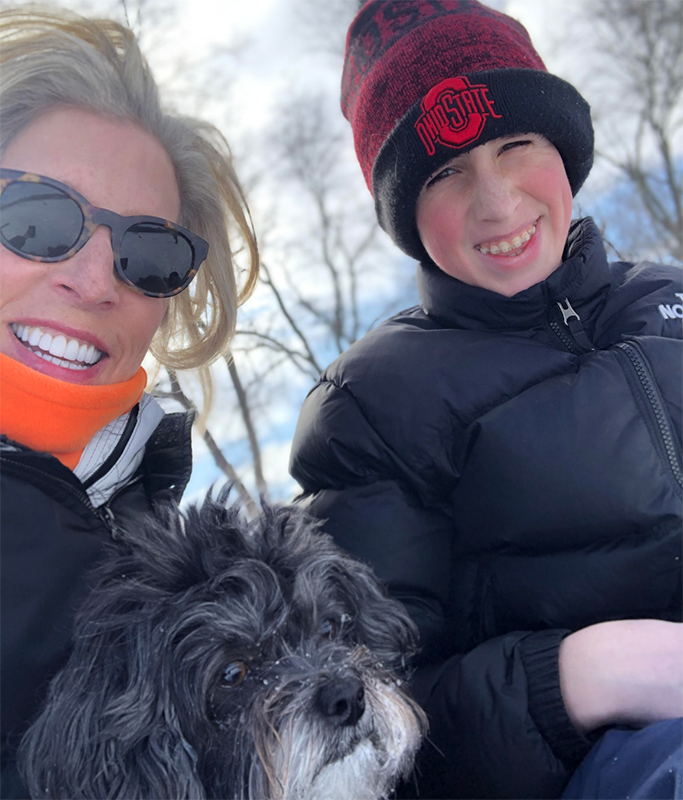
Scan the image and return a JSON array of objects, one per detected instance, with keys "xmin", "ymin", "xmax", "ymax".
[
  {"xmin": 104, "ymin": 475, "xmax": 146, "ymax": 540},
  {"xmin": 548, "ymin": 298, "xmax": 595, "ymax": 354},
  {"xmin": 5, "ymin": 459, "xmax": 118, "ymax": 534},
  {"xmin": 615, "ymin": 341, "xmax": 683, "ymax": 489}
]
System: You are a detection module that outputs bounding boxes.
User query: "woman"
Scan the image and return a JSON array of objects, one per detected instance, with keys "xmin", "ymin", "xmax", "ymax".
[
  {"xmin": 0, "ymin": 8, "xmax": 258, "ymax": 797},
  {"xmin": 290, "ymin": 2, "xmax": 682, "ymax": 798}
]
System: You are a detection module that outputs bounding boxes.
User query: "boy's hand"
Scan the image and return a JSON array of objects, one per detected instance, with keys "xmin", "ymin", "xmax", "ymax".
[{"xmin": 559, "ymin": 619, "xmax": 683, "ymax": 733}]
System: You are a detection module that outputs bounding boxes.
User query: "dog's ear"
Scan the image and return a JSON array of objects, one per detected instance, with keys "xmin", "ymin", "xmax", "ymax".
[
  {"xmin": 330, "ymin": 553, "xmax": 421, "ymax": 671},
  {"xmin": 19, "ymin": 613, "xmax": 207, "ymax": 799},
  {"xmin": 19, "ymin": 545, "xmax": 207, "ymax": 799},
  {"xmin": 256, "ymin": 503, "xmax": 421, "ymax": 673}
]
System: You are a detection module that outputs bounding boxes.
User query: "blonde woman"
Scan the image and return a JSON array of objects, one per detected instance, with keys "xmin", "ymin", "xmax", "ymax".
[{"xmin": 0, "ymin": 8, "xmax": 258, "ymax": 796}]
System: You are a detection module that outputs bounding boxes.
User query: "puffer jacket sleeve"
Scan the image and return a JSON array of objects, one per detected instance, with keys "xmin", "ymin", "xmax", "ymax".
[
  {"xmin": 292, "ymin": 379, "xmax": 454, "ymax": 657},
  {"xmin": 291, "ymin": 380, "xmax": 593, "ymax": 799},
  {"xmin": 412, "ymin": 630, "xmax": 594, "ymax": 799}
]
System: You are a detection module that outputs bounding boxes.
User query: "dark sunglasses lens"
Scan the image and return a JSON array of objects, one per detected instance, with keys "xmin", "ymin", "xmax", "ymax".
[
  {"xmin": 120, "ymin": 223, "xmax": 194, "ymax": 295},
  {"xmin": 0, "ymin": 182, "xmax": 83, "ymax": 257}
]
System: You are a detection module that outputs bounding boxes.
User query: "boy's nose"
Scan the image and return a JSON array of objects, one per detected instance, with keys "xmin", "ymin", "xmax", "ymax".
[{"xmin": 472, "ymin": 169, "xmax": 521, "ymax": 223}]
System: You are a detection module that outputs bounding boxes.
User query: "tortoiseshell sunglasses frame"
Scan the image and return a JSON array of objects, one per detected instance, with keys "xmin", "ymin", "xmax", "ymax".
[{"xmin": 0, "ymin": 168, "xmax": 208, "ymax": 298}]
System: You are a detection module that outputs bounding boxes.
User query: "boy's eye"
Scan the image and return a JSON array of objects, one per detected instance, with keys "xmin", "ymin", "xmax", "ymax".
[
  {"xmin": 425, "ymin": 166, "xmax": 458, "ymax": 188},
  {"xmin": 499, "ymin": 138, "xmax": 534, "ymax": 154}
]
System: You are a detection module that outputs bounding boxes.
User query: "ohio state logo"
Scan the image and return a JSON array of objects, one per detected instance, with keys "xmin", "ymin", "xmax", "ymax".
[{"xmin": 415, "ymin": 76, "xmax": 502, "ymax": 156}]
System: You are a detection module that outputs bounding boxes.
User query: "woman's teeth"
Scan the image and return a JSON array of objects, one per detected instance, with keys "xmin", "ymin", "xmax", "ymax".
[
  {"xmin": 477, "ymin": 223, "xmax": 537, "ymax": 256},
  {"xmin": 11, "ymin": 324, "xmax": 102, "ymax": 370}
]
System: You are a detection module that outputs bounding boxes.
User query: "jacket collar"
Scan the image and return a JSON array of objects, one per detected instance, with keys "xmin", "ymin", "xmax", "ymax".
[
  {"xmin": 417, "ymin": 218, "xmax": 613, "ymax": 332},
  {"xmin": 0, "ymin": 408, "xmax": 193, "ymax": 506},
  {"xmin": 74, "ymin": 393, "xmax": 166, "ymax": 507}
]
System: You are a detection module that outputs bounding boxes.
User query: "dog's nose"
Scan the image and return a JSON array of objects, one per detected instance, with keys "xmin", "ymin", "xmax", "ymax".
[{"xmin": 316, "ymin": 676, "xmax": 366, "ymax": 727}]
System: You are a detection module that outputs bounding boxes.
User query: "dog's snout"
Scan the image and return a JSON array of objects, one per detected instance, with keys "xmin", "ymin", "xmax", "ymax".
[{"xmin": 316, "ymin": 676, "xmax": 366, "ymax": 727}]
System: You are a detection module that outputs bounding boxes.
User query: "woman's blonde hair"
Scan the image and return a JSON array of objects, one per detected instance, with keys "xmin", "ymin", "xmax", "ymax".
[{"xmin": 0, "ymin": 6, "xmax": 259, "ymax": 406}]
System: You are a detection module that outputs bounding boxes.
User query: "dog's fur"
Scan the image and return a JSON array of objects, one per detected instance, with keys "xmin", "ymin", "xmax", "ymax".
[{"xmin": 19, "ymin": 494, "xmax": 426, "ymax": 799}]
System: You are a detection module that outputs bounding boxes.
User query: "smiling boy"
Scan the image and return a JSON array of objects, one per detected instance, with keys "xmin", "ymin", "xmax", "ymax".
[{"xmin": 290, "ymin": 2, "xmax": 683, "ymax": 798}]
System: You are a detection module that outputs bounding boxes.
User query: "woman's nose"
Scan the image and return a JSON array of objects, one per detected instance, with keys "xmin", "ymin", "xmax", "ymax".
[
  {"xmin": 49, "ymin": 226, "xmax": 120, "ymax": 306},
  {"xmin": 471, "ymin": 168, "xmax": 520, "ymax": 222}
]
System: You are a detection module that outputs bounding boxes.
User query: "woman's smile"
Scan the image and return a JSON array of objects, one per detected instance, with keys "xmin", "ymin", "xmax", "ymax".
[{"xmin": 10, "ymin": 322, "xmax": 105, "ymax": 372}]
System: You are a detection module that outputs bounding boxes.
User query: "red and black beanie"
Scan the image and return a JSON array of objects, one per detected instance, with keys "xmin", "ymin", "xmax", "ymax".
[{"xmin": 341, "ymin": 0, "xmax": 594, "ymax": 261}]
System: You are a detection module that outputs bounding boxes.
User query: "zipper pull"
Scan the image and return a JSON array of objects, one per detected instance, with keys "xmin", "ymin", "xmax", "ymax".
[
  {"xmin": 98, "ymin": 504, "xmax": 120, "ymax": 539},
  {"xmin": 557, "ymin": 299, "xmax": 595, "ymax": 352},
  {"xmin": 558, "ymin": 298, "xmax": 579, "ymax": 325}
]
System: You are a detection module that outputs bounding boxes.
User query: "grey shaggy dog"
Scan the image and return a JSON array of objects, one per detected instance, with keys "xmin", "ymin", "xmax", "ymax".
[{"xmin": 19, "ymin": 493, "xmax": 427, "ymax": 800}]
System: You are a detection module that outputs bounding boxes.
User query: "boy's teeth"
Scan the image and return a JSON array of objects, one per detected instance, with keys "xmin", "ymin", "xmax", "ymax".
[
  {"xmin": 10, "ymin": 324, "xmax": 102, "ymax": 367},
  {"xmin": 478, "ymin": 223, "xmax": 537, "ymax": 255}
]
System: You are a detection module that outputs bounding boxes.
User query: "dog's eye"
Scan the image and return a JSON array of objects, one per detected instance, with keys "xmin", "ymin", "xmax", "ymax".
[
  {"xmin": 222, "ymin": 661, "xmax": 248, "ymax": 687},
  {"xmin": 319, "ymin": 618, "xmax": 337, "ymax": 639}
]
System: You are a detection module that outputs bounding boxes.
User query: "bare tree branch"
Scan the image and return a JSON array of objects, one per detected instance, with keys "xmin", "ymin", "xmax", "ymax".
[
  {"xmin": 226, "ymin": 357, "xmax": 268, "ymax": 499},
  {"xmin": 235, "ymin": 330, "xmax": 320, "ymax": 380},
  {"xmin": 578, "ymin": 0, "xmax": 682, "ymax": 261},
  {"xmin": 164, "ymin": 369, "xmax": 259, "ymax": 517},
  {"xmin": 260, "ymin": 262, "xmax": 324, "ymax": 374}
]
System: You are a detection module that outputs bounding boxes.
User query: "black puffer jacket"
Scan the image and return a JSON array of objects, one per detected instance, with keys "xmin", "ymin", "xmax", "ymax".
[
  {"xmin": 0, "ymin": 411, "xmax": 193, "ymax": 799},
  {"xmin": 290, "ymin": 218, "xmax": 683, "ymax": 799}
]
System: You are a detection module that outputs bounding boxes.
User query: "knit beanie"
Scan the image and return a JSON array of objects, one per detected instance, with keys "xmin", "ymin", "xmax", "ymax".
[{"xmin": 341, "ymin": 0, "xmax": 594, "ymax": 261}]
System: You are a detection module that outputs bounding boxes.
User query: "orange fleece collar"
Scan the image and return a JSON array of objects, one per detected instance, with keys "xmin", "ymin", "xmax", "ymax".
[{"xmin": 0, "ymin": 354, "xmax": 147, "ymax": 469}]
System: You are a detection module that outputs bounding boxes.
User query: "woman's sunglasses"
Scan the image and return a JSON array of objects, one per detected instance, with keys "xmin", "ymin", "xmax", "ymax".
[{"xmin": 0, "ymin": 168, "xmax": 209, "ymax": 298}]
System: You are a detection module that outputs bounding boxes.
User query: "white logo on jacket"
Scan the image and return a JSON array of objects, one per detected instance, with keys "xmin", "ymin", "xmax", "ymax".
[{"xmin": 659, "ymin": 293, "xmax": 683, "ymax": 319}]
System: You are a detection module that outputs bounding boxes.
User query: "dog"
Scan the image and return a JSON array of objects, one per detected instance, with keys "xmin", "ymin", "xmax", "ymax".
[{"xmin": 19, "ymin": 494, "xmax": 427, "ymax": 799}]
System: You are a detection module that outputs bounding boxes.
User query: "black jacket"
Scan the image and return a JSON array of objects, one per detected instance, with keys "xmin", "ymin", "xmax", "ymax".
[
  {"xmin": 0, "ymin": 411, "xmax": 193, "ymax": 798},
  {"xmin": 290, "ymin": 218, "xmax": 683, "ymax": 799}
]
